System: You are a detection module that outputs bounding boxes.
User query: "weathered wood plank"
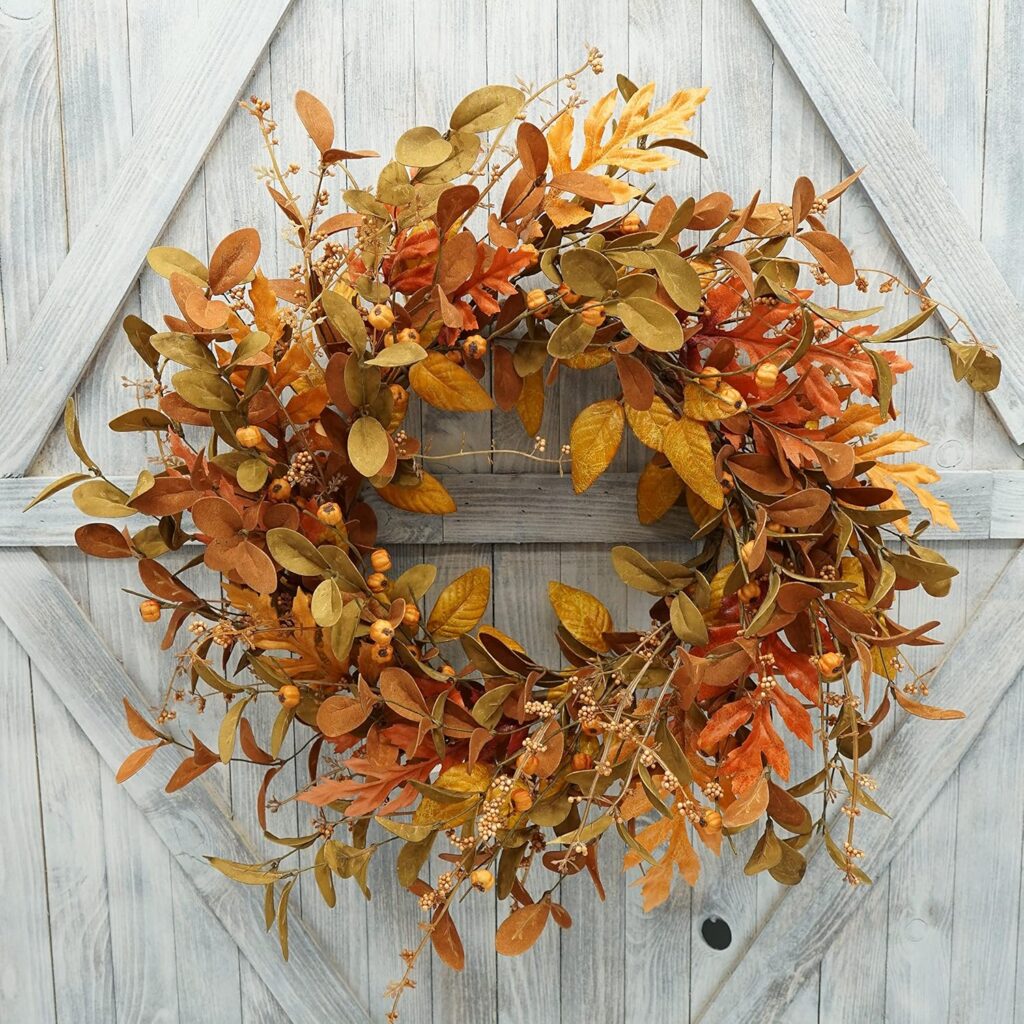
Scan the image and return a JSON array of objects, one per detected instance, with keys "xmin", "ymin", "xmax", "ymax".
[
  {"xmin": 694, "ymin": 542, "xmax": 1024, "ymax": 1024},
  {"xmin": 0, "ymin": 547, "xmax": 370, "ymax": 1024},
  {"xmin": 3, "ymin": 469, "xmax": 1014, "ymax": 547},
  {"xmin": 749, "ymin": 0, "xmax": 1024, "ymax": 447},
  {"xmin": 0, "ymin": 0, "xmax": 294, "ymax": 478}
]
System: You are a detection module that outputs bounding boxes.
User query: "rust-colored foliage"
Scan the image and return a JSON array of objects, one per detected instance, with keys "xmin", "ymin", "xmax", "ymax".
[{"xmin": 33, "ymin": 51, "xmax": 1000, "ymax": 1019}]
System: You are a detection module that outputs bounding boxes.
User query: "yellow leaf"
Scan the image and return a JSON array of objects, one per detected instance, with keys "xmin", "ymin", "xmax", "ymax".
[
  {"xmin": 868, "ymin": 462, "xmax": 958, "ymax": 532},
  {"xmin": 413, "ymin": 762, "xmax": 493, "ymax": 826},
  {"xmin": 625, "ymin": 396, "xmax": 675, "ymax": 450},
  {"xmin": 705, "ymin": 562, "xmax": 736, "ymax": 620},
  {"xmin": 375, "ymin": 471, "xmax": 456, "ymax": 515},
  {"xmin": 427, "ymin": 567, "xmax": 491, "ymax": 640},
  {"xmin": 636, "ymin": 458, "xmax": 684, "ymax": 524},
  {"xmin": 855, "ymin": 430, "xmax": 927, "ymax": 460},
  {"xmin": 547, "ymin": 580, "xmax": 612, "ymax": 652},
  {"xmin": 515, "ymin": 370, "xmax": 544, "ymax": 436},
  {"xmin": 569, "ymin": 399, "xmax": 624, "ymax": 493},
  {"xmin": 410, "ymin": 352, "xmax": 494, "ymax": 412},
  {"xmin": 545, "ymin": 195, "xmax": 591, "ymax": 228},
  {"xmin": 823, "ymin": 403, "xmax": 882, "ymax": 443},
  {"xmin": 683, "ymin": 381, "xmax": 744, "ymax": 421},
  {"xmin": 250, "ymin": 270, "xmax": 283, "ymax": 341},
  {"xmin": 546, "ymin": 111, "xmax": 575, "ymax": 174},
  {"xmin": 662, "ymin": 417, "xmax": 723, "ymax": 509}
]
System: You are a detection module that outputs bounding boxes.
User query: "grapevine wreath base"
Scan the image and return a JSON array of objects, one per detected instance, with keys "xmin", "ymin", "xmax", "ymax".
[{"xmin": 33, "ymin": 52, "xmax": 999, "ymax": 1019}]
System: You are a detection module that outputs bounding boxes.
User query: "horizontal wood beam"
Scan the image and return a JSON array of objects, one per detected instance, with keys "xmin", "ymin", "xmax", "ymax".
[
  {"xmin": 5, "ymin": 469, "xmax": 1022, "ymax": 546},
  {"xmin": 0, "ymin": 0, "xmax": 294, "ymax": 478},
  {"xmin": 751, "ymin": 0, "xmax": 1024, "ymax": 446},
  {"xmin": 695, "ymin": 542, "xmax": 1024, "ymax": 1023},
  {"xmin": 0, "ymin": 548, "xmax": 369, "ymax": 1024}
]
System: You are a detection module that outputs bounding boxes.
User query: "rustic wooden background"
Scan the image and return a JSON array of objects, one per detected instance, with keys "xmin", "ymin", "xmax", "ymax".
[{"xmin": 3, "ymin": 1, "xmax": 1023, "ymax": 1022}]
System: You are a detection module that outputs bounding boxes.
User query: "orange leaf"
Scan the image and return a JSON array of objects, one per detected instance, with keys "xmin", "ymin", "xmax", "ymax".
[
  {"xmin": 295, "ymin": 90, "xmax": 335, "ymax": 152},
  {"xmin": 495, "ymin": 902, "xmax": 550, "ymax": 956},
  {"xmin": 375, "ymin": 471, "xmax": 456, "ymax": 515},
  {"xmin": 636, "ymin": 457, "xmax": 684, "ymax": 525},
  {"xmin": 410, "ymin": 353, "xmax": 494, "ymax": 412},
  {"xmin": 116, "ymin": 743, "xmax": 161, "ymax": 783},
  {"xmin": 662, "ymin": 416, "xmax": 723, "ymax": 509},
  {"xmin": 547, "ymin": 580, "xmax": 612, "ymax": 652},
  {"xmin": 209, "ymin": 228, "xmax": 261, "ymax": 293}
]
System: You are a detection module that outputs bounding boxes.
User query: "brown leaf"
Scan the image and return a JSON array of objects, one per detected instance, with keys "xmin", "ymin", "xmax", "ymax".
[
  {"xmin": 796, "ymin": 230, "xmax": 855, "ymax": 285},
  {"xmin": 208, "ymin": 228, "xmax": 261, "ymax": 293},
  {"xmin": 75, "ymin": 523, "xmax": 132, "ymax": 559},
  {"xmin": 317, "ymin": 694, "xmax": 371, "ymax": 737},
  {"xmin": 379, "ymin": 667, "xmax": 431, "ymax": 721},
  {"xmin": 430, "ymin": 910, "xmax": 466, "ymax": 971},
  {"xmin": 495, "ymin": 901, "xmax": 550, "ymax": 956},
  {"xmin": 295, "ymin": 90, "xmax": 335, "ymax": 152},
  {"xmin": 123, "ymin": 698, "xmax": 160, "ymax": 741},
  {"xmin": 891, "ymin": 687, "xmax": 964, "ymax": 720},
  {"xmin": 613, "ymin": 351, "xmax": 655, "ymax": 411}
]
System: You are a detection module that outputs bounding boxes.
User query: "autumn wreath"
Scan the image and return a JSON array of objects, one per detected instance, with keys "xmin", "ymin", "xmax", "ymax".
[{"xmin": 32, "ymin": 50, "xmax": 1000, "ymax": 1020}]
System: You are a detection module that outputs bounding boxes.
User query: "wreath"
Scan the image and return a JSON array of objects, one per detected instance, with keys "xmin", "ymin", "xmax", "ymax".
[{"xmin": 31, "ymin": 51, "xmax": 1000, "ymax": 1021}]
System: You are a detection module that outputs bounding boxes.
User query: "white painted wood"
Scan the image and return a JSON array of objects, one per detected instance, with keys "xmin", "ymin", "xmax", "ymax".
[
  {"xmin": 0, "ymin": 0, "xmax": 294, "ymax": 478},
  {"xmin": 3, "ymin": 468, "xmax": 1010, "ymax": 547},
  {"xmin": 694, "ymin": 544, "xmax": 1024, "ymax": 1024},
  {"xmin": 750, "ymin": 0, "xmax": 1024, "ymax": 446},
  {"xmin": 0, "ymin": 547, "xmax": 371, "ymax": 1024}
]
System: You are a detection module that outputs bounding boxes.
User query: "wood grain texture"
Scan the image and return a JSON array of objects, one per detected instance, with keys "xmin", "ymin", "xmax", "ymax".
[
  {"xmin": 694, "ymin": 543, "xmax": 1024, "ymax": 1024},
  {"xmin": 0, "ymin": 0, "xmax": 294, "ymax": 478},
  {"xmin": 0, "ymin": 547, "xmax": 370, "ymax": 1024},
  {"xmin": 749, "ymin": 0, "xmax": 1024, "ymax": 445},
  {"xmin": 3, "ymin": 468, "xmax": 1012, "ymax": 547}
]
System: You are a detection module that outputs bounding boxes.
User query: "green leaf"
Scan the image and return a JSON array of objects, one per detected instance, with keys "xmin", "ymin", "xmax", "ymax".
[
  {"xmin": 322, "ymin": 289, "xmax": 368, "ymax": 348},
  {"xmin": 152, "ymin": 331, "xmax": 216, "ymax": 369},
  {"xmin": 449, "ymin": 85, "xmax": 524, "ymax": 133},
  {"xmin": 560, "ymin": 247, "xmax": 618, "ymax": 298},
  {"xmin": 471, "ymin": 683, "xmax": 518, "ymax": 728},
  {"xmin": 311, "ymin": 578, "xmax": 344, "ymax": 627},
  {"xmin": 547, "ymin": 313, "xmax": 596, "ymax": 359},
  {"xmin": 206, "ymin": 857, "xmax": 288, "ymax": 885},
  {"xmin": 649, "ymin": 250, "xmax": 702, "ymax": 311},
  {"xmin": 24, "ymin": 472, "xmax": 91, "ymax": 511},
  {"xmin": 614, "ymin": 297, "xmax": 684, "ymax": 352},
  {"xmin": 266, "ymin": 527, "xmax": 330, "ymax": 576},
  {"xmin": 395, "ymin": 126, "xmax": 453, "ymax": 167},
  {"xmin": 364, "ymin": 341, "xmax": 429, "ymax": 367},
  {"xmin": 73, "ymin": 479, "xmax": 136, "ymax": 518},
  {"xmin": 219, "ymin": 694, "xmax": 252, "ymax": 763},
  {"xmin": 172, "ymin": 369, "xmax": 238, "ymax": 411},
  {"xmin": 64, "ymin": 398, "xmax": 98, "ymax": 471},
  {"xmin": 669, "ymin": 590, "xmax": 708, "ymax": 644},
  {"xmin": 108, "ymin": 408, "xmax": 172, "ymax": 432}
]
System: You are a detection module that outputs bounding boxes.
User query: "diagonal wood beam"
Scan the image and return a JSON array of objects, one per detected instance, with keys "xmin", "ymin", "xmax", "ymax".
[
  {"xmin": 750, "ymin": 0, "xmax": 1024, "ymax": 446},
  {"xmin": 5, "ymin": 468, "xmax": 1020, "ymax": 545},
  {"xmin": 0, "ymin": 0, "xmax": 294, "ymax": 478},
  {"xmin": 695, "ymin": 542, "xmax": 1024, "ymax": 1023},
  {"xmin": 0, "ymin": 548, "xmax": 370, "ymax": 1024}
]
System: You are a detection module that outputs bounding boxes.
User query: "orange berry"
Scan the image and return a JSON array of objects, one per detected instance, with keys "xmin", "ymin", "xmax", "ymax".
[
  {"xmin": 396, "ymin": 327, "xmax": 420, "ymax": 346},
  {"xmin": 277, "ymin": 684, "xmax": 301, "ymax": 709},
  {"xmin": 580, "ymin": 303, "xmax": 606, "ymax": 328},
  {"xmin": 755, "ymin": 362, "xmax": 780, "ymax": 389},
  {"xmin": 317, "ymin": 501, "xmax": 342, "ymax": 526},
  {"xmin": 371, "ymin": 644, "xmax": 394, "ymax": 666},
  {"xmin": 235, "ymin": 425, "xmax": 262, "ymax": 448},
  {"xmin": 525, "ymin": 288, "xmax": 549, "ymax": 313},
  {"xmin": 139, "ymin": 599, "xmax": 161, "ymax": 623},
  {"xmin": 518, "ymin": 243, "xmax": 538, "ymax": 265},
  {"xmin": 558, "ymin": 283, "xmax": 582, "ymax": 306},
  {"xmin": 738, "ymin": 580, "xmax": 761, "ymax": 603},
  {"xmin": 370, "ymin": 548, "xmax": 392, "ymax": 573},
  {"xmin": 581, "ymin": 721, "xmax": 603, "ymax": 737},
  {"xmin": 571, "ymin": 752, "xmax": 593, "ymax": 772},
  {"xmin": 516, "ymin": 753, "xmax": 540, "ymax": 775},
  {"xmin": 268, "ymin": 478, "xmax": 292, "ymax": 501},
  {"xmin": 462, "ymin": 334, "xmax": 487, "ymax": 360},
  {"xmin": 402, "ymin": 604, "xmax": 421, "ymax": 629},
  {"xmin": 369, "ymin": 618, "xmax": 395, "ymax": 645},
  {"xmin": 367, "ymin": 572, "xmax": 388, "ymax": 593},
  {"xmin": 702, "ymin": 808, "xmax": 723, "ymax": 833},
  {"xmin": 440, "ymin": 665, "xmax": 456, "ymax": 677},
  {"xmin": 717, "ymin": 384, "xmax": 747, "ymax": 413},
  {"xmin": 389, "ymin": 383, "xmax": 409, "ymax": 417},
  {"xmin": 697, "ymin": 367, "xmax": 722, "ymax": 388},
  {"xmin": 367, "ymin": 303, "xmax": 395, "ymax": 330},
  {"xmin": 818, "ymin": 652, "xmax": 844, "ymax": 679},
  {"xmin": 510, "ymin": 786, "xmax": 533, "ymax": 812},
  {"xmin": 470, "ymin": 868, "xmax": 495, "ymax": 892},
  {"xmin": 445, "ymin": 349, "xmax": 464, "ymax": 365},
  {"xmin": 721, "ymin": 472, "xmax": 735, "ymax": 494},
  {"xmin": 620, "ymin": 212, "xmax": 643, "ymax": 233}
]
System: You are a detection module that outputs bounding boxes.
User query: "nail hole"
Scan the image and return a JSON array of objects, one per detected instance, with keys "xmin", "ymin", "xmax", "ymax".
[{"xmin": 701, "ymin": 915, "xmax": 732, "ymax": 950}]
